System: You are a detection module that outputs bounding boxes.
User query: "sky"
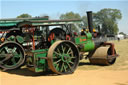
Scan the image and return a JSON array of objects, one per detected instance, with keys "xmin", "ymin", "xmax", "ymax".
[{"xmin": 0, "ymin": 0, "xmax": 128, "ymax": 34}]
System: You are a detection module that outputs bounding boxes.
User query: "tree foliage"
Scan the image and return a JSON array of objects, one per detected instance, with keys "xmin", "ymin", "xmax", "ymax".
[
  {"xmin": 81, "ymin": 16, "xmax": 88, "ymax": 28},
  {"xmin": 119, "ymin": 32, "xmax": 126, "ymax": 36},
  {"xmin": 60, "ymin": 12, "xmax": 81, "ymax": 20},
  {"xmin": 93, "ymin": 8, "xmax": 122, "ymax": 34},
  {"xmin": 60, "ymin": 12, "xmax": 82, "ymax": 32},
  {"xmin": 17, "ymin": 13, "xmax": 32, "ymax": 18}
]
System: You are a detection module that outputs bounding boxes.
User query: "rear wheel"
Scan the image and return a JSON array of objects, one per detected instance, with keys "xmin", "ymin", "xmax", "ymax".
[
  {"xmin": 48, "ymin": 28, "xmax": 66, "ymax": 46},
  {"xmin": 47, "ymin": 40, "xmax": 79, "ymax": 74},
  {"xmin": 0, "ymin": 42, "xmax": 25, "ymax": 70}
]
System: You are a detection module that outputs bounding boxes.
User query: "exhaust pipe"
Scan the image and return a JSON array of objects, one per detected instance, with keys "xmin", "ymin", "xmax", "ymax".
[{"xmin": 87, "ymin": 11, "xmax": 93, "ymax": 33}]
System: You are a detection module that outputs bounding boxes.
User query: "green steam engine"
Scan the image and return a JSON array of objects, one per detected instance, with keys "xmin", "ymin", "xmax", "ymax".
[{"xmin": 0, "ymin": 11, "xmax": 118, "ymax": 75}]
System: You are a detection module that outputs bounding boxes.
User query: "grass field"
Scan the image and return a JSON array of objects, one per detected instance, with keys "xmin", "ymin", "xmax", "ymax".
[{"xmin": 78, "ymin": 39, "xmax": 128, "ymax": 70}]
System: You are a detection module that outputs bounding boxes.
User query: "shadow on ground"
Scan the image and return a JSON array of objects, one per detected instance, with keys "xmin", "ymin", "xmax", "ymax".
[
  {"xmin": 79, "ymin": 62, "xmax": 92, "ymax": 66},
  {"xmin": 0, "ymin": 62, "xmax": 105, "ymax": 77},
  {"xmin": 0, "ymin": 68, "xmax": 57, "ymax": 77},
  {"xmin": 79, "ymin": 62, "xmax": 107, "ymax": 66}
]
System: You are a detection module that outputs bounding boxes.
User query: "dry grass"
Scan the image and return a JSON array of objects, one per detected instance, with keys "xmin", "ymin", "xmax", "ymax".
[{"xmin": 78, "ymin": 39, "xmax": 128, "ymax": 70}]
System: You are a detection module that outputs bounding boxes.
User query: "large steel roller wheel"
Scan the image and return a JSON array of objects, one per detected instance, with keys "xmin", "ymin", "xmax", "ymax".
[
  {"xmin": 47, "ymin": 40, "xmax": 79, "ymax": 74},
  {"xmin": 0, "ymin": 41, "xmax": 25, "ymax": 70},
  {"xmin": 89, "ymin": 47, "xmax": 117, "ymax": 65}
]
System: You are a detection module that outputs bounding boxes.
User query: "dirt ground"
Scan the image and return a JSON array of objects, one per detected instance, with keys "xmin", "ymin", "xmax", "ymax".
[
  {"xmin": 0, "ymin": 39, "xmax": 128, "ymax": 85},
  {"xmin": 0, "ymin": 70, "xmax": 128, "ymax": 85}
]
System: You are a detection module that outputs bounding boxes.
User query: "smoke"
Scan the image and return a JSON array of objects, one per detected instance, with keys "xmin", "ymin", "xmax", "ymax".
[{"xmin": 76, "ymin": 1, "xmax": 91, "ymax": 16}]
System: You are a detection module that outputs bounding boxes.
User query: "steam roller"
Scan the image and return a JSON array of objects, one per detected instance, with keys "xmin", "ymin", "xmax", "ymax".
[
  {"xmin": 0, "ymin": 11, "xmax": 119, "ymax": 75},
  {"xmin": 89, "ymin": 46, "xmax": 117, "ymax": 65}
]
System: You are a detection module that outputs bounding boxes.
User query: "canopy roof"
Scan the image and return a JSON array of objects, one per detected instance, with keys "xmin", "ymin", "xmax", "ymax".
[
  {"xmin": 0, "ymin": 17, "xmax": 49, "ymax": 27},
  {"xmin": 0, "ymin": 17, "xmax": 81, "ymax": 27}
]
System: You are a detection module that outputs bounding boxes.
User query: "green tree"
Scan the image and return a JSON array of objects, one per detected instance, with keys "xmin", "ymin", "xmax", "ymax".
[
  {"xmin": 60, "ymin": 12, "xmax": 81, "ymax": 32},
  {"xmin": 119, "ymin": 32, "xmax": 126, "ymax": 36},
  {"xmin": 81, "ymin": 16, "xmax": 88, "ymax": 28},
  {"xmin": 93, "ymin": 8, "xmax": 122, "ymax": 34},
  {"xmin": 60, "ymin": 12, "xmax": 81, "ymax": 20},
  {"xmin": 17, "ymin": 13, "xmax": 32, "ymax": 18}
]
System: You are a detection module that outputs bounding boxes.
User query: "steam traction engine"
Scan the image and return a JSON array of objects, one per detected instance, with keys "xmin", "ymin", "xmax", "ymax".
[{"xmin": 0, "ymin": 11, "xmax": 118, "ymax": 74}]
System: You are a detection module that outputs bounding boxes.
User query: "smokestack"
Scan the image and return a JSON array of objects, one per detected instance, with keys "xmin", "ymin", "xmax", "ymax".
[{"xmin": 87, "ymin": 11, "xmax": 93, "ymax": 33}]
